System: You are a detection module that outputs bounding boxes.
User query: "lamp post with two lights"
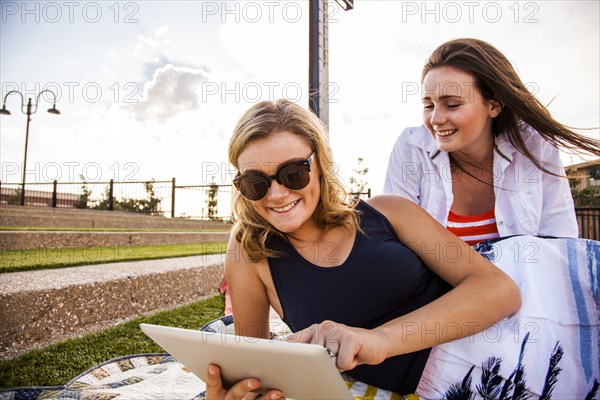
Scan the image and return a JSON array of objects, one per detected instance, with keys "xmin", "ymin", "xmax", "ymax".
[{"xmin": 0, "ymin": 90, "xmax": 61, "ymax": 206}]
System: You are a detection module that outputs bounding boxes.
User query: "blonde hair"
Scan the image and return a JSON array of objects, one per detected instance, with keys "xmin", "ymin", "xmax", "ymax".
[{"xmin": 228, "ymin": 99, "xmax": 358, "ymax": 263}]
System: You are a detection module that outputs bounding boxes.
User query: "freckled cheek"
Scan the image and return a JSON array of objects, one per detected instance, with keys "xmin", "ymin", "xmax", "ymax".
[
  {"xmin": 422, "ymin": 114, "xmax": 434, "ymax": 128},
  {"xmin": 422, "ymin": 123, "xmax": 435, "ymax": 137},
  {"xmin": 422, "ymin": 112, "xmax": 430, "ymax": 125}
]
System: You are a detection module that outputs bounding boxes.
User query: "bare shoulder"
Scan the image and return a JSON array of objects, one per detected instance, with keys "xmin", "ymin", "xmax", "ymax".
[
  {"xmin": 225, "ymin": 233, "xmax": 271, "ymax": 297},
  {"xmin": 365, "ymin": 195, "xmax": 424, "ymax": 218},
  {"xmin": 226, "ymin": 233, "xmax": 258, "ymax": 274},
  {"xmin": 365, "ymin": 195, "xmax": 444, "ymax": 243}
]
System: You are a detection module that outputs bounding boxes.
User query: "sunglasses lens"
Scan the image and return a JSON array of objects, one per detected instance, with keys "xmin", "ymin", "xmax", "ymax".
[
  {"xmin": 278, "ymin": 162, "xmax": 311, "ymax": 190},
  {"xmin": 234, "ymin": 155, "xmax": 313, "ymax": 201},
  {"xmin": 236, "ymin": 173, "xmax": 270, "ymax": 200}
]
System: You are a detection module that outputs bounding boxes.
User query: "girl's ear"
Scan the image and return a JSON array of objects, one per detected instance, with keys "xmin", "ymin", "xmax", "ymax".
[{"xmin": 489, "ymin": 98, "xmax": 503, "ymax": 118}]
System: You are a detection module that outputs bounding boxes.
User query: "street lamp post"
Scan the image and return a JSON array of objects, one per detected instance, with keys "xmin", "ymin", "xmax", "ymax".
[{"xmin": 0, "ymin": 90, "xmax": 60, "ymax": 206}]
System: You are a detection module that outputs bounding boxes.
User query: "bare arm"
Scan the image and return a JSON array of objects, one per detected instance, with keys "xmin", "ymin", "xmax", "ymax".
[
  {"xmin": 225, "ymin": 235, "xmax": 271, "ymax": 339},
  {"xmin": 205, "ymin": 235, "xmax": 280, "ymax": 397}
]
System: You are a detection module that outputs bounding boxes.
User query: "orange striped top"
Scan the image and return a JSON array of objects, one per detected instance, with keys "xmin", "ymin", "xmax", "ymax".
[{"xmin": 446, "ymin": 209, "xmax": 500, "ymax": 245}]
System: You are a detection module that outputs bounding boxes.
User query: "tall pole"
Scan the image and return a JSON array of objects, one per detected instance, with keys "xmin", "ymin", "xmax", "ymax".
[
  {"xmin": 20, "ymin": 98, "xmax": 33, "ymax": 206},
  {"xmin": 309, "ymin": 0, "xmax": 329, "ymax": 128},
  {"xmin": 309, "ymin": 0, "xmax": 353, "ymax": 129}
]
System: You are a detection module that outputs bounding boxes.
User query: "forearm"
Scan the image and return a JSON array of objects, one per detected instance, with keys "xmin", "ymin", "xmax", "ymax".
[{"xmin": 375, "ymin": 270, "xmax": 520, "ymax": 357}]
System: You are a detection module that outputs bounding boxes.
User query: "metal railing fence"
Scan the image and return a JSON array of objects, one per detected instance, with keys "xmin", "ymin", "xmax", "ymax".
[
  {"xmin": 4, "ymin": 180, "xmax": 596, "ymax": 240},
  {"xmin": 576, "ymin": 207, "xmax": 600, "ymax": 241}
]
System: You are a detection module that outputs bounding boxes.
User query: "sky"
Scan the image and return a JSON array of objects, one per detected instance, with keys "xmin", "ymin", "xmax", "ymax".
[{"xmin": 1, "ymin": 0, "xmax": 599, "ymax": 198}]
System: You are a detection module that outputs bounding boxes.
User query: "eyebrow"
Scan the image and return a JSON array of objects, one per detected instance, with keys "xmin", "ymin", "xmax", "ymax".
[{"xmin": 421, "ymin": 94, "xmax": 463, "ymax": 101}]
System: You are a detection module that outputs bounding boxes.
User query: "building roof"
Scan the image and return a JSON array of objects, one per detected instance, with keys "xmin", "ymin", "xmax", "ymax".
[{"xmin": 565, "ymin": 158, "xmax": 600, "ymax": 170}]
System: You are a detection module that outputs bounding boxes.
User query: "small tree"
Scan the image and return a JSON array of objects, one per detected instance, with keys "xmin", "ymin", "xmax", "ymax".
[
  {"xmin": 7, "ymin": 187, "xmax": 22, "ymax": 205},
  {"xmin": 140, "ymin": 179, "xmax": 162, "ymax": 214},
  {"xmin": 348, "ymin": 157, "xmax": 369, "ymax": 195},
  {"xmin": 207, "ymin": 178, "xmax": 219, "ymax": 220},
  {"xmin": 568, "ymin": 171, "xmax": 599, "ymax": 207},
  {"xmin": 95, "ymin": 183, "xmax": 115, "ymax": 210},
  {"xmin": 113, "ymin": 180, "xmax": 162, "ymax": 214},
  {"xmin": 74, "ymin": 175, "xmax": 92, "ymax": 209}
]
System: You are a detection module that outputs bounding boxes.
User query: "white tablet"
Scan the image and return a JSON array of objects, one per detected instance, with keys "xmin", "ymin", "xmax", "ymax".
[{"xmin": 140, "ymin": 323, "xmax": 353, "ymax": 400}]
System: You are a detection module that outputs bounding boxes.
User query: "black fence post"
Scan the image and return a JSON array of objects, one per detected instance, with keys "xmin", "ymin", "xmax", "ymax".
[
  {"xmin": 171, "ymin": 177, "xmax": 176, "ymax": 218},
  {"xmin": 108, "ymin": 179, "xmax": 114, "ymax": 211},
  {"xmin": 51, "ymin": 180, "xmax": 58, "ymax": 208},
  {"xmin": 367, "ymin": 188, "xmax": 371, "ymax": 198},
  {"xmin": 20, "ymin": 182, "xmax": 25, "ymax": 206}
]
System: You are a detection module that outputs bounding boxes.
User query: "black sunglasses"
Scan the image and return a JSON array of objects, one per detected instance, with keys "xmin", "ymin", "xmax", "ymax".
[{"xmin": 233, "ymin": 153, "xmax": 315, "ymax": 201}]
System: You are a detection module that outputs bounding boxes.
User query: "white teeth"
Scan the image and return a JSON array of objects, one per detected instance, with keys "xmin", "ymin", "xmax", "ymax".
[
  {"xmin": 436, "ymin": 129, "xmax": 456, "ymax": 137},
  {"xmin": 272, "ymin": 200, "xmax": 299, "ymax": 213}
]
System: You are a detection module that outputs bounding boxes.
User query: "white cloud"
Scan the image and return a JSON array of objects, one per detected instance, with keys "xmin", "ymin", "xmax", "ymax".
[{"xmin": 125, "ymin": 64, "xmax": 210, "ymax": 122}]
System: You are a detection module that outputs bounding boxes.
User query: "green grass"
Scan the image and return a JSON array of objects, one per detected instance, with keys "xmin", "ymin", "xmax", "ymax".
[
  {"xmin": 0, "ymin": 242, "xmax": 228, "ymax": 273},
  {"xmin": 0, "ymin": 295, "xmax": 225, "ymax": 390},
  {"xmin": 0, "ymin": 226, "xmax": 230, "ymax": 232}
]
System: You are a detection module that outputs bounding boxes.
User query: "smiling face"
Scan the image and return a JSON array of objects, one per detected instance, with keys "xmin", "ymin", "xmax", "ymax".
[
  {"xmin": 422, "ymin": 66, "xmax": 502, "ymax": 160},
  {"xmin": 236, "ymin": 130, "xmax": 321, "ymax": 236}
]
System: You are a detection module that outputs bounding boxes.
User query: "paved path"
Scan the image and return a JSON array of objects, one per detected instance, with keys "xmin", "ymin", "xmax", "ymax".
[{"xmin": 1, "ymin": 253, "xmax": 226, "ymax": 293}]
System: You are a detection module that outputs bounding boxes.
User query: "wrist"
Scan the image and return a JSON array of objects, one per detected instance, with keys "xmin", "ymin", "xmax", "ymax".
[{"xmin": 371, "ymin": 326, "xmax": 394, "ymax": 362}]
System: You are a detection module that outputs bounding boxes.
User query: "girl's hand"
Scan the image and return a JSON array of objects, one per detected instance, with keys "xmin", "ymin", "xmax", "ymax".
[
  {"xmin": 285, "ymin": 321, "xmax": 389, "ymax": 372},
  {"xmin": 204, "ymin": 364, "xmax": 283, "ymax": 400}
]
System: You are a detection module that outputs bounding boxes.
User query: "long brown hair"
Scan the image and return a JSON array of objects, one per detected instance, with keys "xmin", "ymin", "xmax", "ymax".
[
  {"xmin": 228, "ymin": 99, "xmax": 358, "ymax": 263},
  {"xmin": 423, "ymin": 38, "xmax": 599, "ymax": 175}
]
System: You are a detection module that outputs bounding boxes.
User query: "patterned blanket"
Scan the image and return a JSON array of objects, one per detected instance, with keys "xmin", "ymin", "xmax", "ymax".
[
  {"xmin": 0, "ymin": 353, "xmax": 408, "ymax": 400},
  {"xmin": 0, "ymin": 353, "xmax": 207, "ymax": 400},
  {"xmin": 0, "ymin": 316, "xmax": 408, "ymax": 399}
]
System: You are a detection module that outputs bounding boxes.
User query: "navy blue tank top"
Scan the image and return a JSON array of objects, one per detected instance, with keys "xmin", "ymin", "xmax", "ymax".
[{"xmin": 267, "ymin": 200, "xmax": 451, "ymax": 393}]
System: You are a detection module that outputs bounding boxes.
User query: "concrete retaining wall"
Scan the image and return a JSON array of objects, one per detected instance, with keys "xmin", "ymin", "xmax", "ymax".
[
  {"xmin": 0, "ymin": 205, "xmax": 232, "ymax": 230},
  {"xmin": 0, "ymin": 254, "xmax": 226, "ymax": 360},
  {"xmin": 1, "ymin": 231, "xmax": 230, "ymax": 250}
]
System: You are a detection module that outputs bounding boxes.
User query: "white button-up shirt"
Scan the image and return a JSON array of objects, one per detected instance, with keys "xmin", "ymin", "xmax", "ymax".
[{"xmin": 383, "ymin": 124, "xmax": 578, "ymax": 238}]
